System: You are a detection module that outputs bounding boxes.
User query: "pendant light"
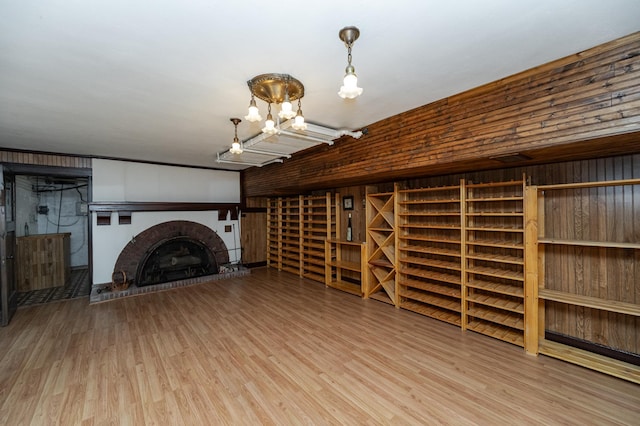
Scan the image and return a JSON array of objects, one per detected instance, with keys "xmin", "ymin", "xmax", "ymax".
[
  {"xmin": 228, "ymin": 118, "xmax": 243, "ymax": 154},
  {"xmin": 338, "ymin": 26, "xmax": 363, "ymax": 99}
]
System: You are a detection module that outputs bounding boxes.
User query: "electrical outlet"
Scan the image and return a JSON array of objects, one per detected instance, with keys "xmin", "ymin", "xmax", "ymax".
[{"xmin": 38, "ymin": 205, "xmax": 49, "ymax": 215}]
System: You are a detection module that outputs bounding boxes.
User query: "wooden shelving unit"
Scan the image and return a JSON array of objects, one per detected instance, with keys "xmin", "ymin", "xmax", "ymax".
[
  {"xmin": 325, "ymin": 239, "xmax": 366, "ymax": 296},
  {"xmin": 300, "ymin": 193, "xmax": 336, "ymax": 283},
  {"xmin": 526, "ymin": 178, "xmax": 640, "ymax": 383},
  {"xmin": 396, "ymin": 182, "xmax": 464, "ymax": 326},
  {"xmin": 266, "ymin": 197, "xmax": 280, "ymax": 268},
  {"xmin": 278, "ymin": 196, "xmax": 301, "ymax": 275},
  {"xmin": 464, "ymin": 179, "xmax": 526, "ymax": 347},
  {"xmin": 365, "ymin": 190, "xmax": 396, "ymax": 305}
]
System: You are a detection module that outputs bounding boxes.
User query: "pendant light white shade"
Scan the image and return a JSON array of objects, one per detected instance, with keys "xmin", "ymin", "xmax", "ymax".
[
  {"xmin": 262, "ymin": 106, "xmax": 278, "ymax": 135},
  {"xmin": 278, "ymin": 99, "xmax": 296, "ymax": 119},
  {"xmin": 245, "ymin": 97, "xmax": 262, "ymax": 122},
  {"xmin": 230, "ymin": 141, "xmax": 242, "ymax": 154},
  {"xmin": 291, "ymin": 112, "xmax": 307, "ymax": 131},
  {"xmin": 338, "ymin": 72, "xmax": 363, "ymax": 99}
]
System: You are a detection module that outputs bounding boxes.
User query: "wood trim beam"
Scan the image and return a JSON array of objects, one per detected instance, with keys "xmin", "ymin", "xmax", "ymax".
[{"xmin": 88, "ymin": 202, "xmax": 240, "ymax": 212}]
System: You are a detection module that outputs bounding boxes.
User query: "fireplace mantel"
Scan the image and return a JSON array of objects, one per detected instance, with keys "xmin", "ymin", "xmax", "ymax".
[{"xmin": 89, "ymin": 201, "xmax": 240, "ymax": 224}]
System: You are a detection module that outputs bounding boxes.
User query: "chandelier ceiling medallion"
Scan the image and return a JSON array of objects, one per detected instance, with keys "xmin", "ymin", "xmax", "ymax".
[{"xmin": 244, "ymin": 73, "xmax": 307, "ymax": 133}]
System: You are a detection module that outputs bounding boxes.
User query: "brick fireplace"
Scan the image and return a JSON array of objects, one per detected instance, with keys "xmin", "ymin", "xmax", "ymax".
[
  {"xmin": 113, "ymin": 220, "xmax": 229, "ymax": 285},
  {"xmin": 90, "ymin": 219, "xmax": 249, "ymax": 303}
]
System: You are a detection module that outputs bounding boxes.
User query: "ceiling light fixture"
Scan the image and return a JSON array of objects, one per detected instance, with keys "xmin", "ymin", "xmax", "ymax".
[
  {"xmin": 338, "ymin": 26, "xmax": 363, "ymax": 99},
  {"xmin": 229, "ymin": 117, "xmax": 243, "ymax": 154},
  {"xmin": 245, "ymin": 73, "xmax": 305, "ymax": 134}
]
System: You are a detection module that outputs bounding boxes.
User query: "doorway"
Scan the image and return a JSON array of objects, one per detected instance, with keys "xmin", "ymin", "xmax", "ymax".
[{"xmin": 14, "ymin": 175, "xmax": 91, "ymax": 306}]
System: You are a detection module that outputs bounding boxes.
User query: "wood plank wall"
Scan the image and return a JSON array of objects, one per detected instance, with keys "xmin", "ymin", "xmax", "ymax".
[
  {"xmin": 251, "ymin": 154, "xmax": 639, "ymax": 354},
  {"xmin": 240, "ymin": 197, "xmax": 267, "ymax": 265},
  {"xmin": 242, "ymin": 32, "xmax": 640, "ymax": 198},
  {"xmin": 0, "ymin": 150, "xmax": 92, "ymax": 169},
  {"xmin": 539, "ymin": 158, "xmax": 639, "ymax": 355}
]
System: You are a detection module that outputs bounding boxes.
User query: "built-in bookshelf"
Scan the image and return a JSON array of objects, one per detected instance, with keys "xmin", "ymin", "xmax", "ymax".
[{"xmin": 526, "ymin": 178, "xmax": 640, "ymax": 383}]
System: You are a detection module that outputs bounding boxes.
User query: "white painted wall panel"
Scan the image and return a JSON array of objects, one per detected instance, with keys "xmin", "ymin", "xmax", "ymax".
[{"xmin": 91, "ymin": 159, "xmax": 241, "ymax": 283}]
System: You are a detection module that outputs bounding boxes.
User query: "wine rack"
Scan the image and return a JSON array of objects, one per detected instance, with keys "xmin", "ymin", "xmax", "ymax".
[
  {"xmin": 279, "ymin": 196, "xmax": 301, "ymax": 275},
  {"xmin": 464, "ymin": 179, "xmax": 525, "ymax": 346},
  {"xmin": 300, "ymin": 193, "xmax": 336, "ymax": 283},
  {"xmin": 365, "ymin": 190, "xmax": 396, "ymax": 305},
  {"xmin": 396, "ymin": 182, "xmax": 464, "ymax": 326},
  {"xmin": 266, "ymin": 197, "xmax": 280, "ymax": 268}
]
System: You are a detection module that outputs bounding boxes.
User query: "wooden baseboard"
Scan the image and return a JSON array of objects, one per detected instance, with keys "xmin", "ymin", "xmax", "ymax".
[
  {"xmin": 540, "ymin": 339, "xmax": 640, "ymax": 384},
  {"xmin": 546, "ymin": 331, "xmax": 640, "ymax": 366}
]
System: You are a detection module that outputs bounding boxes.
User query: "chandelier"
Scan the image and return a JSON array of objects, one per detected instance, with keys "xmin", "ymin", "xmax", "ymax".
[
  {"xmin": 338, "ymin": 26, "xmax": 363, "ymax": 99},
  {"xmin": 244, "ymin": 73, "xmax": 307, "ymax": 133}
]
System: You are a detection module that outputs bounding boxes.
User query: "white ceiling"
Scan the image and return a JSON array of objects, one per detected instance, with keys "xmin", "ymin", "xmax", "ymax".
[{"xmin": 1, "ymin": 1, "xmax": 639, "ymax": 171}]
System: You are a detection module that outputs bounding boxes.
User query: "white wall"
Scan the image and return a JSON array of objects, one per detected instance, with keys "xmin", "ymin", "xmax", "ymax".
[
  {"xmin": 92, "ymin": 159, "xmax": 239, "ymax": 202},
  {"xmin": 92, "ymin": 159, "xmax": 241, "ymax": 284}
]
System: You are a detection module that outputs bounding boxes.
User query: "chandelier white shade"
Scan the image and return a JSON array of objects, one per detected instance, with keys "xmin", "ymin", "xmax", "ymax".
[
  {"xmin": 278, "ymin": 93, "xmax": 296, "ymax": 120},
  {"xmin": 244, "ymin": 96, "xmax": 262, "ymax": 122},
  {"xmin": 338, "ymin": 26, "xmax": 363, "ymax": 99}
]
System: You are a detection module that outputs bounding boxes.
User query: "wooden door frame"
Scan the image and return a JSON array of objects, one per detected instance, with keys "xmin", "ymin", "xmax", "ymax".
[{"xmin": 0, "ymin": 167, "xmax": 17, "ymax": 326}]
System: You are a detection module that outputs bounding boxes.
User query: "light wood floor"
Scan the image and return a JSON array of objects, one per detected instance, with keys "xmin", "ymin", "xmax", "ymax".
[{"xmin": 1, "ymin": 267, "xmax": 638, "ymax": 425}]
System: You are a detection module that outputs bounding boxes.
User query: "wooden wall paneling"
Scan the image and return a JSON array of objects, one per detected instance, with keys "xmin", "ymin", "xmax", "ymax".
[
  {"xmin": 241, "ymin": 214, "xmax": 266, "ymax": 266},
  {"xmin": 241, "ymin": 197, "xmax": 267, "ymax": 265},
  {"xmin": 242, "ymin": 33, "xmax": 640, "ymax": 197},
  {"xmin": 0, "ymin": 149, "xmax": 91, "ymax": 169},
  {"xmin": 335, "ymin": 186, "xmax": 365, "ymax": 283}
]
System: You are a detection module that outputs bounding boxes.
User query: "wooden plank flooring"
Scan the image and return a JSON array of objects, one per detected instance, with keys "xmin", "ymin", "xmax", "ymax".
[{"xmin": 1, "ymin": 267, "xmax": 638, "ymax": 425}]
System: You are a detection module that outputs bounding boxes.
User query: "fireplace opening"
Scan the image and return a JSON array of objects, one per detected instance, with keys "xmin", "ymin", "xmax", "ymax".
[{"xmin": 136, "ymin": 237, "xmax": 218, "ymax": 287}]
